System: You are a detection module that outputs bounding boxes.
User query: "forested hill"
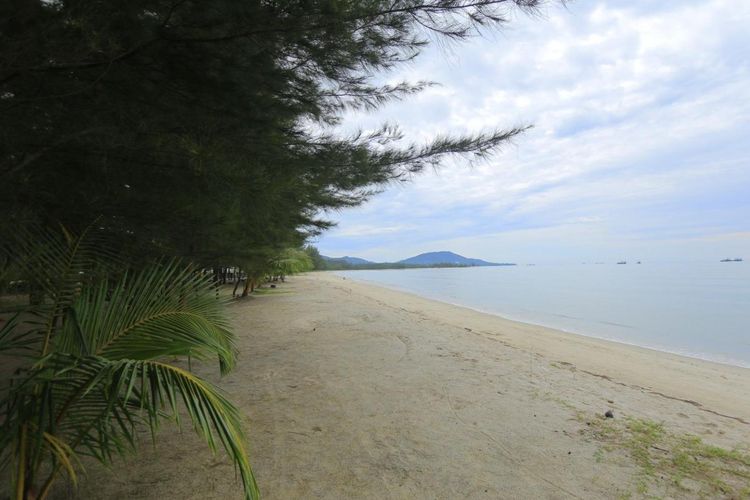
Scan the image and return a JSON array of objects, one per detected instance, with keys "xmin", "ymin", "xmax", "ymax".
[
  {"xmin": 314, "ymin": 250, "xmax": 515, "ymax": 270},
  {"xmin": 322, "ymin": 256, "xmax": 375, "ymax": 266},
  {"xmin": 399, "ymin": 251, "xmax": 505, "ymax": 266}
]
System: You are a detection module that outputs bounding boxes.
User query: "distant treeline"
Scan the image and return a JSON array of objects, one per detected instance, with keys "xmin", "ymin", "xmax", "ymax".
[
  {"xmin": 323, "ymin": 261, "xmax": 494, "ymax": 270},
  {"xmin": 303, "ymin": 247, "xmax": 514, "ymax": 271}
]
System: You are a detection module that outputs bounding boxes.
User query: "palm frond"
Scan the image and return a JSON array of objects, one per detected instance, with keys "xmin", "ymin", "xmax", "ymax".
[
  {"xmin": 3, "ymin": 222, "xmax": 121, "ymax": 307},
  {"xmin": 1, "ymin": 226, "xmax": 255, "ymax": 500},
  {"xmin": 0, "ymin": 313, "xmax": 39, "ymax": 354},
  {"xmin": 1, "ymin": 353, "xmax": 258, "ymax": 500},
  {"xmin": 56, "ymin": 260, "xmax": 236, "ymax": 373},
  {"xmin": 42, "ymin": 432, "xmax": 80, "ymax": 485},
  {"xmin": 1, "ymin": 221, "xmax": 125, "ymax": 357}
]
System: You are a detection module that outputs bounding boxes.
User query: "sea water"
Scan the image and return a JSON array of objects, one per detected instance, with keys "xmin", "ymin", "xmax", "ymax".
[{"xmin": 335, "ymin": 263, "xmax": 750, "ymax": 368}]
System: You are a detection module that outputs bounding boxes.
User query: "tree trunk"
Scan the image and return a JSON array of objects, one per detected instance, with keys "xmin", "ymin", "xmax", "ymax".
[
  {"xmin": 212, "ymin": 266, "xmax": 221, "ymax": 299},
  {"xmin": 232, "ymin": 270, "xmax": 242, "ymax": 297}
]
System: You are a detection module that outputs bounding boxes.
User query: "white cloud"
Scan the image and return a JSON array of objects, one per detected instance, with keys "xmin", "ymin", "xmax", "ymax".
[
  {"xmin": 331, "ymin": 224, "xmax": 418, "ymax": 238},
  {"xmin": 318, "ymin": 0, "xmax": 750, "ymax": 262}
]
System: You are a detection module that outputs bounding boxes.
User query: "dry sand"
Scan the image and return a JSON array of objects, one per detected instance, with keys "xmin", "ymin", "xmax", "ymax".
[{"xmin": 68, "ymin": 272, "xmax": 750, "ymax": 499}]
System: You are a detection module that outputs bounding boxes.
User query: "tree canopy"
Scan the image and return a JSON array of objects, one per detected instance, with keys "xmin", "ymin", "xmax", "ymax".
[
  {"xmin": 1, "ymin": 0, "xmax": 537, "ymax": 268},
  {"xmin": 1, "ymin": 2, "xmax": 550, "ymax": 498}
]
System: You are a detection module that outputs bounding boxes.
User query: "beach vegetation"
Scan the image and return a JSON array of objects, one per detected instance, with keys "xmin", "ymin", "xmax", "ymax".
[
  {"xmin": 226, "ymin": 247, "xmax": 314, "ymax": 298},
  {"xmin": 1, "ymin": 0, "xmax": 538, "ymax": 269},
  {"xmin": 2, "ymin": 0, "xmax": 548, "ymax": 498},
  {"xmin": 269, "ymin": 249, "xmax": 314, "ymax": 279},
  {"xmin": 583, "ymin": 414, "xmax": 750, "ymax": 498},
  {"xmin": 0, "ymin": 227, "xmax": 258, "ymax": 500}
]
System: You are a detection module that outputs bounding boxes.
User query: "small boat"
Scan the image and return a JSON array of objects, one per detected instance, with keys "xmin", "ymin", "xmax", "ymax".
[{"xmin": 617, "ymin": 261, "xmax": 626, "ymax": 265}]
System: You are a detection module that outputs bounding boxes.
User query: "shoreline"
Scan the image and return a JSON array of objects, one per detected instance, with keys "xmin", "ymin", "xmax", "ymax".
[
  {"xmin": 319, "ymin": 271, "xmax": 750, "ymax": 421},
  {"xmin": 333, "ymin": 271, "xmax": 750, "ymax": 370},
  {"xmin": 70, "ymin": 272, "xmax": 750, "ymax": 499}
]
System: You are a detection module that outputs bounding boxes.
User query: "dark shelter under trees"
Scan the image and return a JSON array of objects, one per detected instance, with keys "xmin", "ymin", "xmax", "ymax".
[{"xmin": 1, "ymin": 1, "xmax": 544, "ymax": 499}]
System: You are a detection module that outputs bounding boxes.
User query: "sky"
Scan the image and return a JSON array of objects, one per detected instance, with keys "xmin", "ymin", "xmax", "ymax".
[{"xmin": 315, "ymin": 0, "xmax": 750, "ymax": 264}]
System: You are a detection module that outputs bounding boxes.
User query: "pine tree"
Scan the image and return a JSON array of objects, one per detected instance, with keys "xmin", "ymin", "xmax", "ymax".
[{"xmin": 1, "ymin": 0, "xmax": 539, "ymax": 264}]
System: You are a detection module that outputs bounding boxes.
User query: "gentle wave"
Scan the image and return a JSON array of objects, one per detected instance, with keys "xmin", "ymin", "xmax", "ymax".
[{"xmin": 335, "ymin": 263, "xmax": 750, "ymax": 368}]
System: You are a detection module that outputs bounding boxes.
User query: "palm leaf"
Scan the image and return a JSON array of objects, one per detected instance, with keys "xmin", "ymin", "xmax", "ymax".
[
  {"xmin": 3, "ymin": 222, "xmax": 120, "ymax": 306},
  {"xmin": 1, "ymin": 227, "xmax": 255, "ymax": 500},
  {"xmin": 1, "ymin": 354, "xmax": 258, "ymax": 500},
  {"xmin": 1, "ymin": 222, "xmax": 124, "ymax": 357},
  {"xmin": 0, "ymin": 313, "xmax": 39, "ymax": 354},
  {"xmin": 42, "ymin": 432, "xmax": 80, "ymax": 485},
  {"xmin": 56, "ymin": 260, "xmax": 236, "ymax": 373}
]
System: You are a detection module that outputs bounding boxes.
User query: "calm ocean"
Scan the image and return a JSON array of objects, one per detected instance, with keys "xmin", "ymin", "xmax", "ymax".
[{"xmin": 336, "ymin": 263, "xmax": 750, "ymax": 368}]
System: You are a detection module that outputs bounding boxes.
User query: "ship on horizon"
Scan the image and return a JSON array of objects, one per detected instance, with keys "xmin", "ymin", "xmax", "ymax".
[{"xmin": 720, "ymin": 258, "xmax": 743, "ymax": 262}]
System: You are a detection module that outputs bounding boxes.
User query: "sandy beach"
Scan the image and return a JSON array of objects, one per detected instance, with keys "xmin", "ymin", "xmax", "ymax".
[{"xmin": 68, "ymin": 272, "xmax": 750, "ymax": 499}]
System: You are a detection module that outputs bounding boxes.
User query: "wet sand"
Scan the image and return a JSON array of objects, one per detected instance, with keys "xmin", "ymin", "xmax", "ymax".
[{"xmin": 69, "ymin": 272, "xmax": 750, "ymax": 499}]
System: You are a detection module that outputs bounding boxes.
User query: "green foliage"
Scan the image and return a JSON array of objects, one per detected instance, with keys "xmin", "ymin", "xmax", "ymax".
[
  {"xmin": 583, "ymin": 415, "xmax": 750, "ymax": 498},
  {"xmin": 1, "ymin": 0, "xmax": 538, "ymax": 266},
  {"xmin": 1, "ymin": 3, "xmax": 551, "ymax": 496},
  {"xmin": 270, "ymin": 249, "xmax": 314, "ymax": 277},
  {"xmin": 0, "ymin": 227, "xmax": 258, "ymax": 500},
  {"xmin": 304, "ymin": 246, "xmax": 329, "ymax": 271}
]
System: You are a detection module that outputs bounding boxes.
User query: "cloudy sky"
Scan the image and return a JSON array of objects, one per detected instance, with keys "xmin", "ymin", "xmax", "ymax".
[{"xmin": 315, "ymin": 0, "xmax": 750, "ymax": 264}]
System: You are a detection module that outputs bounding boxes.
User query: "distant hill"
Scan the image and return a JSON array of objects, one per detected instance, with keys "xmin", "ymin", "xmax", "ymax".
[
  {"xmin": 321, "ymin": 255, "xmax": 375, "ymax": 266},
  {"xmin": 317, "ymin": 251, "xmax": 514, "ymax": 270},
  {"xmin": 398, "ymin": 251, "xmax": 507, "ymax": 267}
]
